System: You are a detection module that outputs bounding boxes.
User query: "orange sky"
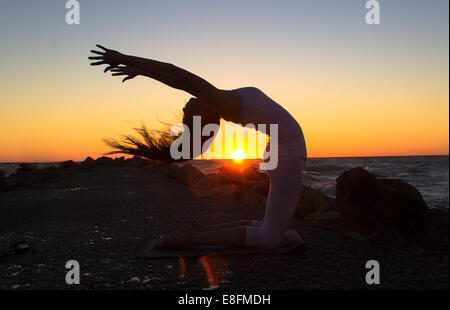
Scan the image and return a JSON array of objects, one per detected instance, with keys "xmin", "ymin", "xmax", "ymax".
[{"xmin": 0, "ymin": 1, "xmax": 448, "ymax": 162}]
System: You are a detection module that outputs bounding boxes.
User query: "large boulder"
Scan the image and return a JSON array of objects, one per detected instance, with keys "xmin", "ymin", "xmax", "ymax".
[
  {"xmin": 217, "ymin": 166, "xmax": 253, "ymax": 186},
  {"xmin": 242, "ymin": 166, "xmax": 266, "ymax": 181},
  {"xmin": 207, "ymin": 184, "xmax": 238, "ymax": 197},
  {"xmin": 295, "ymin": 186, "xmax": 337, "ymax": 219},
  {"xmin": 250, "ymin": 179, "xmax": 270, "ymax": 196},
  {"xmin": 419, "ymin": 206, "xmax": 449, "ymax": 252},
  {"xmin": 195, "ymin": 174, "xmax": 231, "ymax": 190},
  {"xmin": 177, "ymin": 164, "xmax": 204, "ymax": 186},
  {"xmin": 235, "ymin": 190, "xmax": 267, "ymax": 208},
  {"xmin": 336, "ymin": 167, "xmax": 430, "ymax": 245},
  {"xmin": 160, "ymin": 164, "xmax": 204, "ymax": 186},
  {"xmin": 305, "ymin": 211, "xmax": 348, "ymax": 233}
]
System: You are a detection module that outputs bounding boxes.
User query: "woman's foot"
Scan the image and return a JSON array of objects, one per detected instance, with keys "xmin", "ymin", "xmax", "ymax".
[{"xmin": 154, "ymin": 224, "xmax": 197, "ymax": 249}]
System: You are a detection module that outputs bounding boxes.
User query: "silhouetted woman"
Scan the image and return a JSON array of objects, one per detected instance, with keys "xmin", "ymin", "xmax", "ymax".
[{"xmin": 89, "ymin": 44, "xmax": 307, "ymax": 248}]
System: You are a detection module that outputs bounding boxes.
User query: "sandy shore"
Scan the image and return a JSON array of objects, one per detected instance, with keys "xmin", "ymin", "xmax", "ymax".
[{"xmin": 0, "ymin": 164, "xmax": 448, "ymax": 290}]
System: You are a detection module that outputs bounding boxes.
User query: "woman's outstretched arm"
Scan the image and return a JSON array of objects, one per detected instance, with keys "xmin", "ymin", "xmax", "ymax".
[{"xmin": 89, "ymin": 44, "xmax": 241, "ymax": 121}]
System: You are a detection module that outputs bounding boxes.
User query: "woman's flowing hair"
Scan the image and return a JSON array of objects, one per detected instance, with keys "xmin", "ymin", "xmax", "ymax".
[
  {"xmin": 103, "ymin": 124, "xmax": 183, "ymax": 164},
  {"xmin": 104, "ymin": 98, "xmax": 220, "ymax": 164}
]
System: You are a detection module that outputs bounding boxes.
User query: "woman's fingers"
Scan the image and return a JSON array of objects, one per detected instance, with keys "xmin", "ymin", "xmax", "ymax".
[
  {"xmin": 110, "ymin": 68, "xmax": 126, "ymax": 73},
  {"xmin": 88, "ymin": 56, "xmax": 103, "ymax": 60},
  {"xmin": 90, "ymin": 61, "xmax": 106, "ymax": 66},
  {"xmin": 104, "ymin": 65, "xmax": 117, "ymax": 73},
  {"xmin": 90, "ymin": 49, "xmax": 104, "ymax": 55},
  {"xmin": 122, "ymin": 76, "xmax": 133, "ymax": 83},
  {"xmin": 111, "ymin": 73, "xmax": 126, "ymax": 76},
  {"xmin": 96, "ymin": 44, "xmax": 108, "ymax": 51}
]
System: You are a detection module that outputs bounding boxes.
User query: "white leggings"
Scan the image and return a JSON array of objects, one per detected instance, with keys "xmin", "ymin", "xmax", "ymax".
[{"xmin": 245, "ymin": 156, "xmax": 306, "ymax": 248}]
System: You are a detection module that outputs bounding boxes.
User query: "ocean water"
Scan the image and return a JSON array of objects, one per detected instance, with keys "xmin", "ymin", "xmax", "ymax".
[
  {"xmin": 188, "ymin": 156, "xmax": 449, "ymax": 208},
  {"xmin": 0, "ymin": 156, "xmax": 448, "ymax": 208}
]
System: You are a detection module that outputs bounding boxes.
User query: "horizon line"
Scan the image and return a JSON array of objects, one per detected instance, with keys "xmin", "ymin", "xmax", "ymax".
[{"xmin": 0, "ymin": 153, "xmax": 448, "ymax": 164}]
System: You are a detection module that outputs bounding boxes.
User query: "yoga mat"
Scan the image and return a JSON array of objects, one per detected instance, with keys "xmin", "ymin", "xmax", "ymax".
[{"xmin": 134, "ymin": 229, "xmax": 307, "ymax": 258}]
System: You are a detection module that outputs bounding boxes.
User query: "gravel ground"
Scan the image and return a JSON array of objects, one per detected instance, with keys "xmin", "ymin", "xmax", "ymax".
[{"xmin": 0, "ymin": 166, "xmax": 447, "ymax": 290}]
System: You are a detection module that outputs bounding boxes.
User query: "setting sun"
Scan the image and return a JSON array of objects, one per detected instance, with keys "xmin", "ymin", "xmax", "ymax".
[{"xmin": 230, "ymin": 149, "xmax": 247, "ymax": 161}]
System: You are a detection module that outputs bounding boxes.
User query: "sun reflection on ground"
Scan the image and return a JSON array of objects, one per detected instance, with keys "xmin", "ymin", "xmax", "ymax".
[
  {"xmin": 177, "ymin": 256, "xmax": 186, "ymax": 280},
  {"xmin": 199, "ymin": 254, "xmax": 229, "ymax": 289}
]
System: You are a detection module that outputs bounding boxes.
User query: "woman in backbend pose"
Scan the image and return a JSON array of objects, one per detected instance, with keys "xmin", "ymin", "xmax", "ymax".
[{"xmin": 89, "ymin": 44, "xmax": 307, "ymax": 249}]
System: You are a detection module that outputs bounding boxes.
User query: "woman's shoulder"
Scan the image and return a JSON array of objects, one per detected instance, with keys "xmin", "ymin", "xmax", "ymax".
[
  {"xmin": 234, "ymin": 86, "xmax": 263, "ymax": 95},
  {"xmin": 233, "ymin": 87, "xmax": 267, "ymax": 104}
]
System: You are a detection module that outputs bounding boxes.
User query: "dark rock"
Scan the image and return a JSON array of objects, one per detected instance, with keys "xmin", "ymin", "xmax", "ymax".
[
  {"xmin": 114, "ymin": 156, "xmax": 126, "ymax": 166},
  {"xmin": 160, "ymin": 164, "xmax": 204, "ymax": 186},
  {"xmin": 250, "ymin": 179, "xmax": 269, "ymax": 196},
  {"xmin": 419, "ymin": 206, "xmax": 449, "ymax": 252},
  {"xmin": 16, "ymin": 163, "xmax": 37, "ymax": 175},
  {"xmin": 195, "ymin": 174, "xmax": 230, "ymax": 190},
  {"xmin": 81, "ymin": 156, "xmax": 96, "ymax": 170},
  {"xmin": 125, "ymin": 156, "xmax": 147, "ymax": 167},
  {"xmin": 236, "ymin": 191, "xmax": 267, "ymax": 207},
  {"xmin": 305, "ymin": 211, "xmax": 348, "ymax": 232},
  {"xmin": 295, "ymin": 186, "xmax": 336, "ymax": 219},
  {"xmin": 217, "ymin": 166, "xmax": 252, "ymax": 185},
  {"xmin": 242, "ymin": 167, "xmax": 266, "ymax": 181},
  {"xmin": 208, "ymin": 184, "xmax": 238, "ymax": 197},
  {"xmin": 176, "ymin": 164, "xmax": 204, "ymax": 186},
  {"xmin": 142, "ymin": 159, "xmax": 161, "ymax": 173},
  {"xmin": 96, "ymin": 156, "xmax": 115, "ymax": 166},
  {"xmin": 83, "ymin": 156, "xmax": 94, "ymax": 163},
  {"xmin": 42, "ymin": 166, "xmax": 60, "ymax": 179},
  {"xmin": 336, "ymin": 167, "xmax": 430, "ymax": 245},
  {"xmin": 58, "ymin": 160, "xmax": 74, "ymax": 169}
]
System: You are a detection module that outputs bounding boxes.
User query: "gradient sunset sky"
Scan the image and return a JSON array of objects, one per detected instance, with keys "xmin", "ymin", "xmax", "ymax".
[{"xmin": 0, "ymin": 0, "xmax": 448, "ymax": 162}]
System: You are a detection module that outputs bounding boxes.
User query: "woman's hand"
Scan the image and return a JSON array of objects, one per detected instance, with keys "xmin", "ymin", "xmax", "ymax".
[
  {"xmin": 89, "ymin": 44, "xmax": 124, "ymax": 72},
  {"xmin": 109, "ymin": 65, "xmax": 143, "ymax": 82}
]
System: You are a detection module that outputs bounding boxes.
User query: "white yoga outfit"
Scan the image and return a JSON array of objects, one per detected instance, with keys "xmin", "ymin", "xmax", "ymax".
[{"xmin": 233, "ymin": 87, "xmax": 307, "ymax": 248}]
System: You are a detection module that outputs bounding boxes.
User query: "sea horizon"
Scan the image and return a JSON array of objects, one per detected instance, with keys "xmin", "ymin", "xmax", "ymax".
[
  {"xmin": 1, "ymin": 155, "xmax": 448, "ymax": 209},
  {"xmin": 0, "ymin": 153, "xmax": 448, "ymax": 164}
]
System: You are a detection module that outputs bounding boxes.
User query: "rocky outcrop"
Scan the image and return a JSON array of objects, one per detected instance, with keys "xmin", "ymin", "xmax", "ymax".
[
  {"xmin": 0, "ymin": 156, "xmax": 166, "ymax": 193},
  {"xmin": 217, "ymin": 166, "xmax": 253, "ymax": 185},
  {"xmin": 242, "ymin": 166, "xmax": 266, "ymax": 181},
  {"xmin": 250, "ymin": 179, "xmax": 269, "ymax": 196},
  {"xmin": 58, "ymin": 160, "xmax": 75, "ymax": 169},
  {"xmin": 419, "ymin": 206, "xmax": 449, "ymax": 253},
  {"xmin": 336, "ymin": 167, "xmax": 448, "ymax": 254},
  {"xmin": 296, "ymin": 186, "xmax": 337, "ymax": 219},
  {"xmin": 95, "ymin": 156, "xmax": 116, "ymax": 166},
  {"xmin": 80, "ymin": 156, "xmax": 96, "ymax": 170},
  {"xmin": 235, "ymin": 190, "xmax": 267, "ymax": 208},
  {"xmin": 207, "ymin": 184, "xmax": 239, "ymax": 198},
  {"xmin": 195, "ymin": 174, "xmax": 230, "ymax": 190},
  {"xmin": 159, "ymin": 164, "xmax": 204, "ymax": 186},
  {"xmin": 304, "ymin": 211, "xmax": 348, "ymax": 233}
]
